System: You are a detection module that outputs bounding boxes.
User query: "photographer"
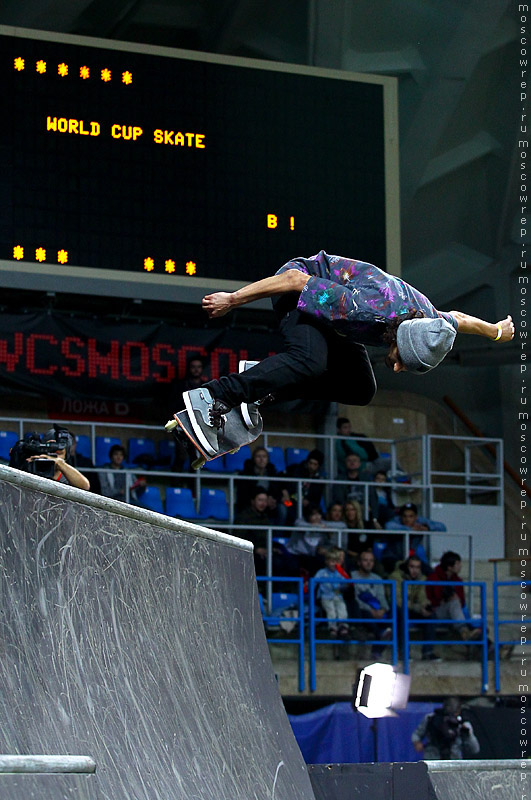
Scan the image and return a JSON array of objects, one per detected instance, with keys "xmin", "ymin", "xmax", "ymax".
[
  {"xmin": 412, "ymin": 697, "xmax": 480, "ymax": 760},
  {"xmin": 9, "ymin": 427, "xmax": 90, "ymax": 491}
]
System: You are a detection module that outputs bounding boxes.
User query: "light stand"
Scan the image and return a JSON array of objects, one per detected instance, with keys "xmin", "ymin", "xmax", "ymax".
[{"xmin": 352, "ymin": 663, "xmax": 411, "ymax": 762}]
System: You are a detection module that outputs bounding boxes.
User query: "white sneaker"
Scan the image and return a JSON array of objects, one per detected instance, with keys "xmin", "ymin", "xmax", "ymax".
[{"xmin": 238, "ymin": 360, "xmax": 260, "ymax": 429}]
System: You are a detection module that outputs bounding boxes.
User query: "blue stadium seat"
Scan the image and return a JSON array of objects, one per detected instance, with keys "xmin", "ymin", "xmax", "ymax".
[
  {"xmin": 266, "ymin": 446, "xmax": 286, "ymax": 473},
  {"xmin": 202, "ymin": 457, "xmax": 226, "ymax": 473},
  {"xmin": 128, "ymin": 437, "xmax": 156, "ymax": 466},
  {"xmin": 95, "ymin": 436, "xmax": 122, "ymax": 466},
  {"xmin": 271, "ymin": 592, "xmax": 299, "ymax": 612},
  {"xmin": 285, "ymin": 447, "xmax": 309, "ymax": 467},
  {"xmin": 224, "ymin": 445, "xmax": 251, "ymax": 473},
  {"xmin": 158, "ymin": 438, "xmax": 176, "ymax": 465},
  {"xmin": 166, "ymin": 487, "xmax": 199, "ymax": 519},
  {"xmin": 0, "ymin": 431, "xmax": 18, "ymax": 462},
  {"xmin": 136, "ymin": 486, "xmax": 164, "ymax": 514},
  {"xmin": 75, "ymin": 434, "xmax": 92, "ymax": 460},
  {"xmin": 198, "ymin": 488, "xmax": 229, "ymax": 520}
]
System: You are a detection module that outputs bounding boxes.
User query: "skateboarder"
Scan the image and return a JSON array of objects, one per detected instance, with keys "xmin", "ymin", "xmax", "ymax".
[{"xmin": 180, "ymin": 251, "xmax": 514, "ymax": 456}]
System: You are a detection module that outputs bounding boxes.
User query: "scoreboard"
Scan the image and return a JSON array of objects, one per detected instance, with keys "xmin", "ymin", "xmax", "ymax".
[{"xmin": 0, "ymin": 26, "xmax": 399, "ymax": 301}]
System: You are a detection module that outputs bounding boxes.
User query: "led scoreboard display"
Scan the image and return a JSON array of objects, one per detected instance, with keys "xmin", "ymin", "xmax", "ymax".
[{"xmin": 1, "ymin": 28, "xmax": 398, "ymax": 296}]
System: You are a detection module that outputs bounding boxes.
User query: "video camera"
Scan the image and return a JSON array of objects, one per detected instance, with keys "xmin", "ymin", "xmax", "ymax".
[{"xmin": 9, "ymin": 427, "xmax": 73, "ymax": 479}]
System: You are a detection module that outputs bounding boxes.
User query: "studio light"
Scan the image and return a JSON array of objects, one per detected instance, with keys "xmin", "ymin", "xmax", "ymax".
[{"xmin": 353, "ymin": 663, "xmax": 411, "ymax": 719}]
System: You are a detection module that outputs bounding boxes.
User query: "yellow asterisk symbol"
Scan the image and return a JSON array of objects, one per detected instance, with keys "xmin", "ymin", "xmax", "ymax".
[
  {"xmin": 122, "ymin": 71, "xmax": 133, "ymax": 85},
  {"xmin": 58, "ymin": 62, "xmax": 68, "ymax": 77},
  {"xmin": 185, "ymin": 261, "xmax": 197, "ymax": 276},
  {"xmin": 165, "ymin": 259, "xmax": 176, "ymax": 274},
  {"xmin": 101, "ymin": 68, "xmax": 111, "ymax": 82},
  {"xmin": 144, "ymin": 257, "xmax": 154, "ymax": 272},
  {"xmin": 36, "ymin": 60, "xmax": 46, "ymax": 74},
  {"xmin": 35, "ymin": 247, "xmax": 46, "ymax": 262},
  {"xmin": 13, "ymin": 245, "xmax": 24, "ymax": 260},
  {"xmin": 14, "ymin": 57, "xmax": 25, "ymax": 71},
  {"xmin": 80, "ymin": 65, "xmax": 90, "ymax": 80},
  {"xmin": 57, "ymin": 249, "xmax": 68, "ymax": 264}
]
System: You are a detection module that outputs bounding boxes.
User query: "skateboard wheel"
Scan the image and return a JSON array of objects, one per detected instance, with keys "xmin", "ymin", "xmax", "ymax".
[
  {"xmin": 191, "ymin": 455, "xmax": 206, "ymax": 470},
  {"xmin": 165, "ymin": 419, "xmax": 178, "ymax": 431},
  {"xmin": 228, "ymin": 447, "xmax": 240, "ymax": 455}
]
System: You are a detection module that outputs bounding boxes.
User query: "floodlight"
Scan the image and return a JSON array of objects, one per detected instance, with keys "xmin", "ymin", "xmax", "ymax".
[{"xmin": 353, "ymin": 662, "xmax": 411, "ymax": 719}]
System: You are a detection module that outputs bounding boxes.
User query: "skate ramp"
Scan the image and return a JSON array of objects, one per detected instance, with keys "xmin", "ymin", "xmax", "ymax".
[{"xmin": 0, "ymin": 465, "xmax": 314, "ymax": 800}]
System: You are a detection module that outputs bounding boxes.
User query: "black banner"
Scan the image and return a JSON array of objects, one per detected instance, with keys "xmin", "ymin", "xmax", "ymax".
[{"xmin": 0, "ymin": 312, "xmax": 281, "ymax": 405}]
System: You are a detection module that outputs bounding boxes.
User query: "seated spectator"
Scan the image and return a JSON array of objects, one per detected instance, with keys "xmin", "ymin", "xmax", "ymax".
[
  {"xmin": 314, "ymin": 548, "xmax": 350, "ymax": 639},
  {"xmin": 235, "ymin": 488, "xmax": 298, "ymax": 576},
  {"xmin": 69, "ymin": 433, "xmax": 101, "ymax": 494},
  {"xmin": 333, "ymin": 453, "xmax": 372, "ymax": 507},
  {"xmin": 384, "ymin": 502, "xmax": 446, "ymax": 571},
  {"xmin": 336, "ymin": 417, "xmax": 369, "ymax": 475},
  {"xmin": 236, "ymin": 446, "xmax": 289, "ymax": 522},
  {"xmin": 426, "ymin": 551, "xmax": 481, "ymax": 642},
  {"xmin": 385, "ymin": 502, "xmax": 446, "ymax": 533},
  {"xmin": 351, "ymin": 548, "xmax": 392, "ymax": 657},
  {"xmin": 287, "ymin": 504, "xmax": 331, "ymax": 573},
  {"xmin": 325, "ymin": 502, "xmax": 347, "ymax": 534},
  {"xmin": 26, "ymin": 426, "xmax": 90, "ymax": 491},
  {"xmin": 343, "ymin": 500, "xmax": 380, "ymax": 568},
  {"xmin": 285, "ymin": 449, "xmax": 326, "ymax": 512},
  {"xmin": 99, "ymin": 444, "xmax": 146, "ymax": 503},
  {"xmin": 390, "ymin": 555, "xmax": 440, "ymax": 661},
  {"xmin": 368, "ymin": 470, "xmax": 395, "ymax": 527}
]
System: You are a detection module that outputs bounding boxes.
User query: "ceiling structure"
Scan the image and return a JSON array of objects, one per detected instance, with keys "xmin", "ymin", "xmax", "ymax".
[{"xmin": 0, "ymin": 0, "xmax": 523, "ymax": 441}]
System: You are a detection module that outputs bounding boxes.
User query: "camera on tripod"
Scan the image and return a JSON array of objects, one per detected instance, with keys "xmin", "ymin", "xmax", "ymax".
[{"xmin": 9, "ymin": 427, "xmax": 73, "ymax": 479}]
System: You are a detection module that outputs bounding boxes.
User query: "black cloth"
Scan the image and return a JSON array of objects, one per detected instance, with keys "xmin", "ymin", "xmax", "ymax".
[{"xmin": 204, "ymin": 309, "xmax": 377, "ymax": 407}]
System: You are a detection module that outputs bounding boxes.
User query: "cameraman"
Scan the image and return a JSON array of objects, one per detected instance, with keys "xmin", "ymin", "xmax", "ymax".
[
  {"xmin": 12, "ymin": 427, "xmax": 90, "ymax": 491},
  {"xmin": 412, "ymin": 697, "xmax": 479, "ymax": 760}
]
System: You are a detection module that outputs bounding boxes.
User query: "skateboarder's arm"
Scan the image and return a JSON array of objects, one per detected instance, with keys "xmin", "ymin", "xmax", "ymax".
[
  {"xmin": 202, "ymin": 270, "xmax": 310, "ymax": 318},
  {"xmin": 448, "ymin": 311, "xmax": 514, "ymax": 342}
]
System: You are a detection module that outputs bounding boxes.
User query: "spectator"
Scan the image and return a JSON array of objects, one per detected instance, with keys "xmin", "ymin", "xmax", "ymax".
[
  {"xmin": 325, "ymin": 502, "xmax": 347, "ymax": 534},
  {"xmin": 235, "ymin": 488, "xmax": 298, "ymax": 577},
  {"xmin": 426, "ymin": 551, "xmax": 481, "ymax": 641},
  {"xmin": 384, "ymin": 502, "xmax": 446, "ymax": 571},
  {"xmin": 236, "ymin": 446, "xmax": 289, "ymax": 522},
  {"xmin": 285, "ymin": 449, "xmax": 326, "ymax": 511},
  {"xmin": 390, "ymin": 555, "xmax": 440, "ymax": 661},
  {"xmin": 351, "ymin": 548, "xmax": 392, "ymax": 657},
  {"xmin": 99, "ymin": 445, "xmax": 146, "ymax": 503},
  {"xmin": 333, "ymin": 453, "xmax": 372, "ymax": 507},
  {"xmin": 184, "ymin": 357, "xmax": 209, "ymax": 391},
  {"xmin": 26, "ymin": 426, "xmax": 90, "ymax": 491},
  {"xmin": 412, "ymin": 697, "xmax": 480, "ymax": 759},
  {"xmin": 69, "ymin": 433, "xmax": 101, "ymax": 494},
  {"xmin": 314, "ymin": 548, "xmax": 350, "ymax": 639},
  {"xmin": 335, "ymin": 417, "xmax": 369, "ymax": 474},
  {"xmin": 343, "ymin": 500, "xmax": 379, "ymax": 568},
  {"xmin": 368, "ymin": 470, "xmax": 395, "ymax": 527},
  {"xmin": 287, "ymin": 505, "xmax": 331, "ymax": 573}
]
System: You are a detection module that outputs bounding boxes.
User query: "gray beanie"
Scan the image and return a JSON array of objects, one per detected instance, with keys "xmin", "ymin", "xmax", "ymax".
[{"xmin": 396, "ymin": 317, "xmax": 456, "ymax": 373}]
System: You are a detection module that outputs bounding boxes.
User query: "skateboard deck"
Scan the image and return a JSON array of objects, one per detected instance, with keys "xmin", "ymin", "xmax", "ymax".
[{"xmin": 165, "ymin": 406, "xmax": 263, "ymax": 469}]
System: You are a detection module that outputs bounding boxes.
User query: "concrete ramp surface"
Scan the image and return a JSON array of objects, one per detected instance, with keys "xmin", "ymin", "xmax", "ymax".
[{"xmin": 0, "ymin": 466, "xmax": 315, "ymax": 800}]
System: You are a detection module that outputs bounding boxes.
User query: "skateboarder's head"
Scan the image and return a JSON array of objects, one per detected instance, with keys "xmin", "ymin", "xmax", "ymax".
[{"xmin": 383, "ymin": 311, "xmax": 455, "ymax": 373}]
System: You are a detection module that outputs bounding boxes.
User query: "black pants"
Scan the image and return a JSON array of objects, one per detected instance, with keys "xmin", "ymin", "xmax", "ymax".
[{"xmin": 204, "ymin": 310, "xmax": 377, "ymax": 408}]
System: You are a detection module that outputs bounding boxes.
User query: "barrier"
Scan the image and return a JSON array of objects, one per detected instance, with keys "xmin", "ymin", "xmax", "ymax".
[
  {"xmin": 257, "ymin": 576, "xmax": 305, "ymax": 692},
  {"xmin": 0, "ymin": 465, "xmax": 315, "ymax": 800}
]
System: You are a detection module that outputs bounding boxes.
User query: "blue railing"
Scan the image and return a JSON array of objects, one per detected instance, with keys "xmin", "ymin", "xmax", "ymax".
[
  {"xmin": 256, "ymin": 576, "xmax": 305, "ymax": 692},
  {"xmin": 402, "ymin": 580, "xmax": 489, "ymax": 693},
  {"xmin": 493, "ymin": 579, "xmax": 530, "ymax": 692},
  {"xmin": 308, "ymin": 577, "xmax": 398, "ymax": 693}
]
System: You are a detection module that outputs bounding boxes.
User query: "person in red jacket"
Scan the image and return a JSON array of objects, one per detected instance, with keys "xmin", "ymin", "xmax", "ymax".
[{"xmin": 427, "ymin": 551, "xmax": 480, "ymax": 641}]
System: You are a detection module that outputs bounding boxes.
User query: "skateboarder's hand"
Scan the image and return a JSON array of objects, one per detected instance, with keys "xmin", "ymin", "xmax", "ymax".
[
  {"xmin": 202, "ymin": 292, "xmax": 233, "ymax": 318},
  {"xmin": 495, "ymin": 314, "xmax": 514, "ymax": 342}
]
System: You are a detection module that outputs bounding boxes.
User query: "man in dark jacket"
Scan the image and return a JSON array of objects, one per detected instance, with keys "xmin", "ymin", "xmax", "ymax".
[{"xmin": 427, "ymin": 551, "xmax": 480, "ymax": 641}]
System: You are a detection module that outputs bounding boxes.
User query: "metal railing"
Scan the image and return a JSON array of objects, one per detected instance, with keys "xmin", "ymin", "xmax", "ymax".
[
  {"xmin": 308, "ymin": 577, "xmax": 398, "ymax": 693},
  {"xmin": 257, "ymin": 576, "xmax": 305, "ymax": 692},
  {"xmin": 493, "ymin": 579, "xmax": 530, "ymax": 692},
  {"xmin": 402, "ymin": 580, "xmax": 489, "ymax": 693}
]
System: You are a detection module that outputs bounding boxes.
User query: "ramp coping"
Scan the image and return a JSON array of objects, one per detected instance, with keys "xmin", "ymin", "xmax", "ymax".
[
  {"xmin": 0, "ymin": 755, "xmax": 96, "ymax": 773},
  {"xmin": 424, "ymin": 759, "xmax": 526, "ymax": 772},
  {"xmin": 0, "ymin": 464, "xmax": 252, "ymax": 552}
]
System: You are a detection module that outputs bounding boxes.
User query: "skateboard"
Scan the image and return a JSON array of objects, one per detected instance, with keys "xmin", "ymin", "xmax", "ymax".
[{"xmin": 165, "ymin": 405, "xmax": 263, "ymax": 470}]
